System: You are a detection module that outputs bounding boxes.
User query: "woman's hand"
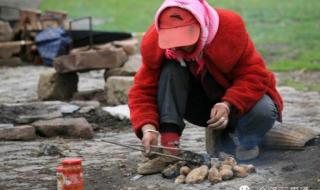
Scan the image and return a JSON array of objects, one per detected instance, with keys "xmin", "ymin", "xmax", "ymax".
[
  {"xmin": 207, "ymin": 102, "xmax": 231, "ymax": 130},
  {"xmin": 141, "ymin": 124, "xmax": 159, "ymax": 155}
]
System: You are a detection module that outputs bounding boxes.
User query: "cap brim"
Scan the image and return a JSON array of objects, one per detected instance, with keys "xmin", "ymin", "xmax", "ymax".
[{"xmin": 158, "ymin": 23, "xmax": 200, "ymax": 49}]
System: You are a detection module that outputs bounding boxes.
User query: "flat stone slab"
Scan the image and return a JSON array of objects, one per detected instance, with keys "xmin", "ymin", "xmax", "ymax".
[
  {"xmin": 32, "ymin": 117, "xmax": 93, "ymax": 139},
  {"xmin": 0, "ymin": 125, "xmax": 36, "ymax": 141},
  {"xmin": 16, "ymin": 111, "xmax": 63, "ymax": 124},
  {"xmin": 54, "ymin": 44, "xmax": 128, "ymax": 73}
]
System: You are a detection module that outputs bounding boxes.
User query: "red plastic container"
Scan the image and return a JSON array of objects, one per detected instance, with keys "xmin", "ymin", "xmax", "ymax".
[{"xmin": 60, "ymin": 158, "xmax": 84, "ymax": 190}]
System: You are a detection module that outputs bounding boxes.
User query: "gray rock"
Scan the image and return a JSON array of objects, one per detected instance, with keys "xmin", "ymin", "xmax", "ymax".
[
  {"xmin": 54, "ymin": 44, "xmax": 128, "ymax": 73},
  {"xmin": 32, "ymin": 117, "xmax": 93, "ymax": 139},
  {"xmin": 70, "ymin": 100, "xmax": 101, "ymax": 108},
  {"xmin": 0, "ymin": 21, "xmax": 13, "ymax": 42},
  {"xmin": 16, "ymin": 111, "xmax": 63, "ymax": 124},
  {"xmin": 38, "ymin": 144, "xmax": 63, "ymax": 156},
  {"xmin": 59, "ymin": 104, "xmax": 80, "ymax": 114},
  {"xmin": 0, "ymin": 124, "xmax": 14, "ymax": 128},
  {"xmin": 72, "ymin": 89, "xmax": 106, "ymax": 102},
  {"xmin": 79, "ymin": 106, "xmax": 96, "ymax": 114},
  {"xmin": 0, "ymin": 125, "xmax": 36, "ymax": 141},
  {"xmin": 104, "ymin": 54, "xmax": 141, "ymax": 79},
  {"xmin": 37, "ymin": 69, "xmax": 78, "ymax": 101},
  {"xmin": 0, "ymin": 57, "xmax": 22, "ymax": 66},
  {"xmin": 112, "ymin": 38, "xmax": 139, "ymax": 55},
  {"xmin": 105, "ymin": 76, "xmax": 134, "ymax": 105}
]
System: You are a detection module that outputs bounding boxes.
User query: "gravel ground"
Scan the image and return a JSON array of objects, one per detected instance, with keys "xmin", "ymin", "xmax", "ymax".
[{"xmin": 0, "ymin": 64, "xmax": 319, "ymax": 190}]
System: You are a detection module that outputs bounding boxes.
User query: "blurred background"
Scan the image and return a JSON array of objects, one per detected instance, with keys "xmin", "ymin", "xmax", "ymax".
[
  {"xmin": 1, "ymin": 0, "xmax": 319, "ymax": 91},
  {"xmin": 38, "ymin": 0, "xmax": 320, "ymax": 71}
]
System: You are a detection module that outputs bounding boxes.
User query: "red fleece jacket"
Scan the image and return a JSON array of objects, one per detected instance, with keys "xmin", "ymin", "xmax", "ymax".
[{"xmin": 128, "ymin": 9, "xmax": 283, "ymax": 139}]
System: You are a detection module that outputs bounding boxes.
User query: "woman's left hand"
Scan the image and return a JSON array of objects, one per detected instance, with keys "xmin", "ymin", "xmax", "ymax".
[{"xmin": 207, "ymin": 102, "xmax": 231, "ymax": 130}]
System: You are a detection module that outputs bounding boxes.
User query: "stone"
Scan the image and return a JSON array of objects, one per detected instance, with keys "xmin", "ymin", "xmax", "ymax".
[
  {"xmin": 37, "ymin": 69, "xmax": 78, "ymax": 101},
  {"xmin": 38, "ymin": 144, "xmax": 63, "ymax": 156},
  {"xmin": 104, "ymin": 54, "xmax": 141, "ymax": 80},
  {"xmin": 105, "ymin": 76, "xmax": 134, "ymax": 105},
  {"xmin": 0, "ymin": 124, "xmax": 14, "ymax": 128},
  {"xmin": 32, "ymin": 117, "xmax": 93, "ymax": 139},
  {"xmin": 112, "ymin": 38, "xmax": 138, "ymax": 55},
  {"xmin": 78, "ymin": 106, "xmax": 96, "ymax": 114},
  {"xmin": 70, "ymin": 100, "xmax": 101, "ymax": 108},
  {"xmin": 0, "ymin": 57, "xmax": 22, "ymax": 66},
  {"xmin": 53, "ymin": 44, "xmax": 128, "ymax": 73},
  {"xmin": 72, "ymin": 89, "xmax": 106, "ymax": 102},
  {"xmin": 0, "ymin": 125, "xmax": 36, "ymax": 141},
  {"xmin": 0, "ymin": 21, "xmax": 13, "ymax": 42},
  {"xmin": 59, "ymin": 104, "xmax": 80, "ymax": 114},
  {"xmin": 16, "ymin": 111, "xmax": 63, "ymax": 124},
  {"xmin": 102, "ymin": 105, "xmax": 130, "ymax": 120}
]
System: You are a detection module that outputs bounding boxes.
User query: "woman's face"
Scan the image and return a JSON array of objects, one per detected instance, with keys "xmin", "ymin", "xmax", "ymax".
[{"xmin": 175, "ymin": 43, "xmax": 197, "ymax": 53}]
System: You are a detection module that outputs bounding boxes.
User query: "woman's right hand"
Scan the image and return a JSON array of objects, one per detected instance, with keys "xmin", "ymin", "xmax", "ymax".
[{"xmin": 141, "ymin": 124, "xmax": 159, "ymax": 155}]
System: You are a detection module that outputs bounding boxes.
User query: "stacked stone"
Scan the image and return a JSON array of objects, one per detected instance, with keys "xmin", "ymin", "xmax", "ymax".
[
  {"xmin": 0, "ymin": 101, "xmax": 101, "ymax": 141},
  {"xmin": 37, "ymin": 38, "xmax": 140, "ymax": 105}
]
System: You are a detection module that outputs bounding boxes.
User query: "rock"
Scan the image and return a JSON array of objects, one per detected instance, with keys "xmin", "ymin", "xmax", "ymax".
[
  {"xmin": 16, "ymin": 111, "xmax": 63, "ymax": 124},
  {"xmin": 112, "ymin": 38, "xmax": 138, "ymax": 55},
  {"xmin": 105, "ymin": 76, "xmax": 134, "ymax": 105},
  {"xmin": 32, "ymin": 118, "xmax": 93, "ymax": 139},
  {"xmin": 54, "ymin": 44, "xmax": 128, "ymax": 73},
  {"xmin": 38, "ymin": 144, "xmax": 63, "ymax": 156},
  {"xmin": 102, "ymin": 105, "xmax": 130, "ymax": 120},
  {"xmin": 59, "ymin": 104, "xmax": 80, "ymax": 114},
  {"xmin": 0, "ymin": 125, "xmax": 36, "ymax": 141},
  {"xmin": 0, "ymin": 21, "xmax": 13, "ymax": 41},
  {"xmin": 78, "ymin": 106, "xmax": 95, "ymax": 114},
  {"xmin": 0, "ymin": 21, "xmax": 20, "ymax": 58},
  {"xmin": 70, "ymin": 100, "xmax": 101, "ymax": 108},
  {"xmin": 104, "ymin": 54, "xmax": 141, "ymax": 79},
  {"xmin": 37, "ymin": 69, "xmax": 78, "ymax": 101},
  {"xmin": 0, "ymin": 46, "xmax": 20, "ymax": 59},
  {"xmin": 0, "ymin": 124, "xmax": 14, "ymax": 128},
  {"xmin": 0, "ymin": 57, "xmax": 22, "ymax": 66},
  {"xmin": 72, "ymin": 89, "xmax": 106, "ymax": 102}
]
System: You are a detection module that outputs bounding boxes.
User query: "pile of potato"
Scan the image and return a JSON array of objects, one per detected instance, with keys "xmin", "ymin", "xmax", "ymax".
[{"xmin": 172, "ymin": 156, "xmax": 256, "ymax": 184}]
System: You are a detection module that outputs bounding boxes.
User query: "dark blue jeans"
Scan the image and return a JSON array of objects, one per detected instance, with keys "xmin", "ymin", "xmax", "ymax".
[{"xmin": 157, "ymin": 60, "xmax": 279, "ymax": 150}]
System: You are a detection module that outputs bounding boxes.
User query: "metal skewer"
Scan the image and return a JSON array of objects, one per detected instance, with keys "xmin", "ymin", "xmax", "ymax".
[{"xmin": 98, "ymin": 139, "xmax": 189, "ymax": 162}]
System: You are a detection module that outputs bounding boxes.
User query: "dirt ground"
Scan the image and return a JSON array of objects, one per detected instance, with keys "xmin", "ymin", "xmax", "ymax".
[{"xmin": 0, "ymin": 64, "xmax": 320, "ymax": 190}]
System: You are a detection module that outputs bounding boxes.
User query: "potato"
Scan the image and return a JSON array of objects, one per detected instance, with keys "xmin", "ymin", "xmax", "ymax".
[
  {"xmin": 175, "ymin": 175, "xmax": 186, "ymax": 184},
  {"xmin": 223, "ymin": 156, "xmax": 237, "ymax": 167},
  {"xmin": 180, "ymin": 166, "xmax": 191, "ymax": 176},
  {"xmin": 185, "ymin": 165, "xmax": 209, "ymax": 184},
  {"xmin": 162, "ymin": 164, "xmax": 179, "ymax": 179},
  {"xmin": 208, "ymin": 167, "xmax": 222, "ymax": 184},
  {"xmin": 220, "ymin": 169, "xmax": 233, "ymax": 180},
  {"xmin": 242, "ymin": 164, "xmax": 256, "ymax": 173},
  {"xmin": 210, "ymin": 158, "xmax": 220, "ymax": 168},
  {"xmin": 219, "ymin": 164, "xmax": 232, "ymax": 171},
  {"xmin": 233, "ymin": 165, "xmax": 248, "ymax": 178}
]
